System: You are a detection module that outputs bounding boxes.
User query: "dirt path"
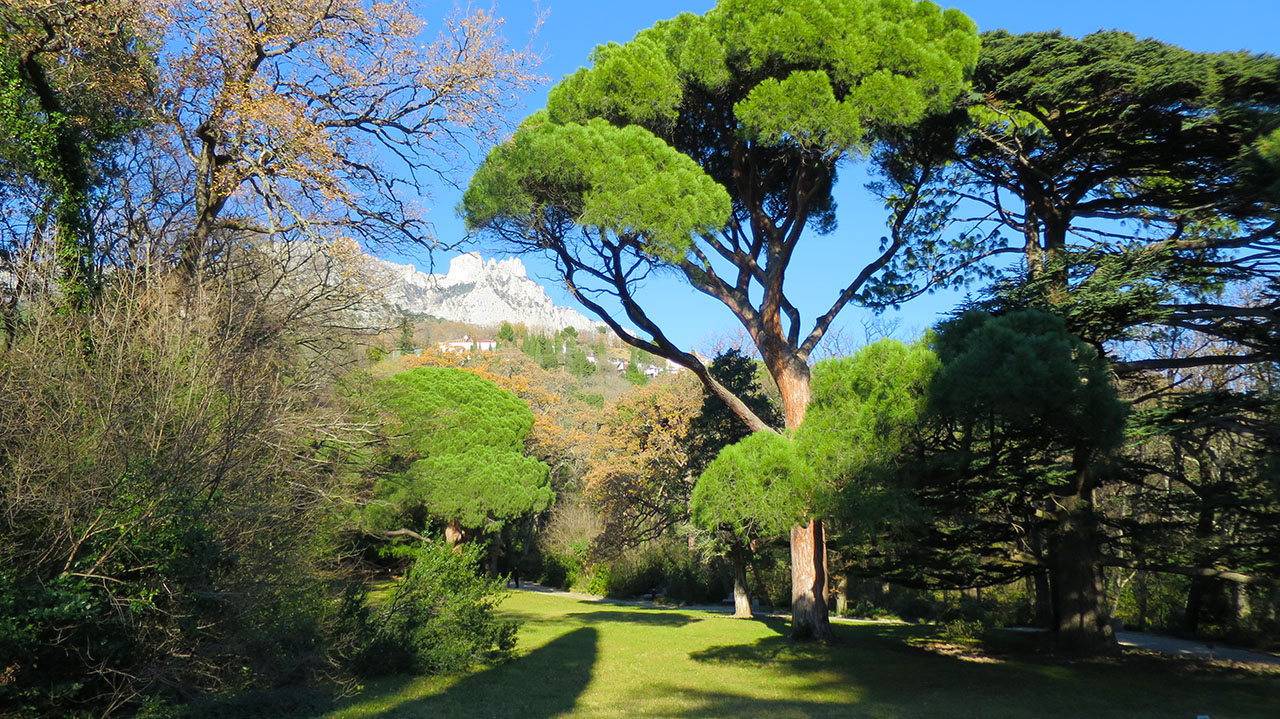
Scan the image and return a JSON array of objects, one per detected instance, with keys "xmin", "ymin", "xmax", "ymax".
[{"xmin": 512, "ymin": 583, "xmax": 1280, "ymax": 665}]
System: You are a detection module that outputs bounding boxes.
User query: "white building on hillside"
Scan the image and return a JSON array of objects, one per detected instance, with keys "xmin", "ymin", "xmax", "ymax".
[{"xmin": 439, "ymin": 335, "xmax": 497, "ymax": 353}]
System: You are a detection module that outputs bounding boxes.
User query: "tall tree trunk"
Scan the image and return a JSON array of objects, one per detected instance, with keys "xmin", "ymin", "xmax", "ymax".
[
  {"xmin": 731, "ymin": 545, "xmax": 753, "ymax": 619},
  {"xmin": 769, "ymin": 362, "xmax": 833, "ymax": 641},
  {"xmin": 1233, "ymin": 583, "xmax": 1251, "ymax": 625},
  {"xmin": 833, "ymin": 574, "xmax": 848, "ymax": 617},
  {"xmin": 1028, "ymin": 531, "xmax": 1054, "ymax": 628},
  {"xmin": 1048, "ymin": 494, "xmax": 1115, "ymax": 653},
  {"xmin": 790, "ymin": 519, "xmax": 833, "ymax": 640},
  {"xmin": 1184, "ymin": 500, "xmax": 1217, "ymax": 633},
  {"xmin": 1135, "ymin": 572, "xmax": 1150, "ymax": 631},
  {"xmin": 19, "ymin": 50, "xmax": 96, "ymax": 311},
  {"xmin": 486, "ymin": 527, "xmax": 502, "ymax": 577}
]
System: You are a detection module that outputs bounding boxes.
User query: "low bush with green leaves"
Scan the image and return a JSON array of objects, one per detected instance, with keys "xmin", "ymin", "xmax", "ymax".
[{"xmin": 344, "ymin": 543, "xmax": 517, "ymax": 677}]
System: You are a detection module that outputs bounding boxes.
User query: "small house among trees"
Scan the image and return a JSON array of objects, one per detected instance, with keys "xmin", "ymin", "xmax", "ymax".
[{"xmin": 439, "ymin": 336, "xmax": 498, "ymax": 353}]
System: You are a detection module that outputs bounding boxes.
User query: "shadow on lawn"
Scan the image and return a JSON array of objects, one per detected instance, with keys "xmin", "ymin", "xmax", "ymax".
[
  {"xmin": 337, "ymin": 627, "xmax": 599, "ymax": 719},
  {"xmin": 564, "ymin": 609, "xmax": 701, "ymax": 627}
]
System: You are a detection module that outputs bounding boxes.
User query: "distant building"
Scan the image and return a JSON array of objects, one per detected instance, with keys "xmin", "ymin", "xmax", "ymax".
[{"xmin": 439, "ymin": 335, "xmax": 497, "ymax": 353}]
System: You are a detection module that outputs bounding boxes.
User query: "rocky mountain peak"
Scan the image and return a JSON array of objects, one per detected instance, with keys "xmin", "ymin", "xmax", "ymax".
[{"xmin": 362, "ymin": 251, "xmax": 601, "ymax": 332}]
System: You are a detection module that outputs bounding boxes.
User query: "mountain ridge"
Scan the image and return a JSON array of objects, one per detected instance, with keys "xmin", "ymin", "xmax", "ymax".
[{"xmin": 363, "ymin": 252, "xmax": 603, "ymax": 333}]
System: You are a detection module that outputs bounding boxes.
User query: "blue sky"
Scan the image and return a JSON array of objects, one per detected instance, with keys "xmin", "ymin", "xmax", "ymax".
[{"xmin": 396, "ymin": 0, "xmax": 1280, "ymax": 353}]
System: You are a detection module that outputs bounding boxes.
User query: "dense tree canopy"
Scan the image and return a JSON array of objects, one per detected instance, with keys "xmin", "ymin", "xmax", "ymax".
[
  {"xmin": 691, "ymin": 431, "xmax": 815, "ymax": 544},
  {"xmin": 463, "ymin": 0, "xmax": 981, "ymax": 640},
  {"xmin": 370, "ymin": 367, "xmax": 553, "ymax": 542},
  {"xmin": 915, "ymin": 30, "xmax": 1280, "ymax": 367},
  {"xmin": 869, "ymin": 311, "xmax": 1129, "ymax": 651}
]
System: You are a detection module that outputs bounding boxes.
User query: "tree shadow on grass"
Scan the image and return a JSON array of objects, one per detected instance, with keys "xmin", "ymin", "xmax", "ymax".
[
  {"xmin": 564, "ymin": 609, "xmax": 701, "ymax": 627},
  {"xmin": 332, "ymin": 627, "xmax": 598, "ymax": 719},
  {"xmin": 683, "ymin": 622, "xmax": 1280, "ymax": 719}
]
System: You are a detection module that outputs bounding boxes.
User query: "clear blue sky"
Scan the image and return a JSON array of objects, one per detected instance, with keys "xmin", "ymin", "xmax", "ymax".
[{"xmin": 395, "ymin": 0, "xmax": 1280, "ymax": 354}]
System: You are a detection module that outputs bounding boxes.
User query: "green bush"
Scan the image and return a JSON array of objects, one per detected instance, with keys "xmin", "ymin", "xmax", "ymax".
[
  {"xmin": 940, "ymin": 618, "xmax": 985, "ymax": 643},
  {"xmin": 601, "ymin": 542, "xmax": 727, "ymax": 605},
  {"xmin": 346, "ymin": 543, "xmax": 517, "ymax": 677}
]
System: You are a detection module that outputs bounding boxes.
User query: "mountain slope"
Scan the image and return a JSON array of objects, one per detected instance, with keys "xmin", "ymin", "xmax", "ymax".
[{"xmin": 365, "ymin": 252, "xmax": 603, "ymax": 332}]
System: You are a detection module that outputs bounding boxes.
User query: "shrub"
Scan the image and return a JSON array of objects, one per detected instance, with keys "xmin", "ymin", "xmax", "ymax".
[
  {"xmin": 940, "ymin": 618, "xmax": 985, "ymax": 643},
  {"xmin": 601, "ymin": 541, "xmax": 727, "ymax": 605},
  {"xmin": 0, "ymin": 275, "xmax": 357, "ymax": 717},
  {"xmin": 346, "ymin": 543, "xmax": 517, "ymax": 677}
]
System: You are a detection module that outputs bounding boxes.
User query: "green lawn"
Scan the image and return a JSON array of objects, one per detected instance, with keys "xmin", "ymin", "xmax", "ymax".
[{"xmin": 325, "ymin": 591, "xmax": 1278, "ymax": 719}]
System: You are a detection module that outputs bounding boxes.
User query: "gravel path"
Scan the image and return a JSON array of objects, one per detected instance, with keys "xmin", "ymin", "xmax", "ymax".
[
  {"xmin": 512, "ymin": 583, "xmax": 1280, "ymax": 665},
  {"xmin": 1115, "ymin": 630, "xmax": 1280, "ymax": 665}
]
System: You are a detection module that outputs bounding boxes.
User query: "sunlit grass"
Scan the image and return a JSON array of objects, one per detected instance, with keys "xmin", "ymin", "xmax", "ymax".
[{"xmin": 324, "ymin": 591, "xmax": 1278, "ymax": 719}]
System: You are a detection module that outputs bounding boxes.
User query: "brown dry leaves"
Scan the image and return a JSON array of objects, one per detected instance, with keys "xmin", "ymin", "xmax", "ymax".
[{"xmin": 159, "ymin": 0, "xmax": 541, "ymax": 249}]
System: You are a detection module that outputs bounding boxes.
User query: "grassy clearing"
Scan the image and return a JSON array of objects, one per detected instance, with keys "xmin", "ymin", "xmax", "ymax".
[{"xmin": 324, "ymin": 591, "xmax": 1278, "ymax": 719}]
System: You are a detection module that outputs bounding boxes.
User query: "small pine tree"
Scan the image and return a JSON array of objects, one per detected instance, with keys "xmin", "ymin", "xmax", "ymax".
[
  {"xmin": 568, "ymin": 348, "xmax": 595, "ymax": 377},
  {"xmin": 624, "ymin": 361, "xmax": 647, "ymax": 386},
  {"xmin": 398, "ymin": 317, "xmax": 415, "ymax": 352}
]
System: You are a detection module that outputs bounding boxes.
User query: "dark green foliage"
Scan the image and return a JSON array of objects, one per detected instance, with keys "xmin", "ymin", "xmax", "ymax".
[
  {"xmin": 623, "ymin": 349, "xmax": 648, "ymax": 386},
  {"xmin": 970, "ymin": 30, "xmax": 1280, "ymax": 224},
  {"xmin": 934, "ymin": 30, "xmax": 1280, "ymax": 359},
  {"xmin": 345, "ymin": 543, "xmax": 517, "ymax": 676},
  {"xmin": 568, "ymin": 347, "xmax": 596, "ymax": 377},
  {"xmin": 397, "ymin": 317, "xmax": 415, "ymax": 352},
  {"xmin": 686, "ymin": 349, "xmax": 783, "ymax": 475},
  {"xmin": 922, "ymin": 31, "xmax": 1280, "ymax": 643},
  {"xmin": 929, "ymin": 310, "xmax": 1127, "ymax": 457},
  {"xmin": 601, "ymin": 541, "xmax": 728, "ymax": 605},
  {"xmin": 860, "ymin": 311, "xmax": 1126, "ymax": 589},
  {"xmin": 1117, "ymin": 386, "xmax": 1280, "ymax": 633}
]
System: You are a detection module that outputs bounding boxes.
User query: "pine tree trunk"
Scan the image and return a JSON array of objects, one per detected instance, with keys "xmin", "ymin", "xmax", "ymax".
[
  {"xmin": 486, "ymin": 527, "xmax": 502, "ymax": 577},
  {"xmin": 1036, "ymin": 573, "xmax": 1052, "ymax": 628},
  {"xmin": 1233, "ymin": 583, "xmax": 1251, "ymax": 624},
  {"xmin": 1049, "ymin": 498, "xmax": 1115, "ymax": 653},
  {"xmin": 790, "ymin": 519, "xmax": 833, "ymax": 641},
  {"xmin": 833, "ymin": 575, "xmax": 848, "ymax": 617},
  {"xmin": 771, "ymin": 363, "xmax": 833, "ymax": 641},
  {"xmin": 444, "ymin": 518, "xmax": 464, "ymax": 549},
  {"xmin": 731, "ymin": 551, "xmax": 753, "ymax": 619},
  {"xmin": 1184, "ymin": 501, "xmax": 1217, "ymax": 633},
  {"xmin": 1185, "ymin": 577, "xmax": 1209, "ymax": 633}
]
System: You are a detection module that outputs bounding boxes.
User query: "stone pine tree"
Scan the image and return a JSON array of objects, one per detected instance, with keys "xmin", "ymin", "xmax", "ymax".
[
  {"xmin": 793, "ymin": 338, "xmax": 938, "ymax": 603},
  {"xmin": 370, "ymin": 367, "xmax": 553, "ymax": 552},
  {"xmin": 463, "ymin": 0, "xmax": 980, "ymax": 640}
]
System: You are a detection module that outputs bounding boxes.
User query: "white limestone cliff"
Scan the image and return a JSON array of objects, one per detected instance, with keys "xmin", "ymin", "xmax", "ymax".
[{"xmin": 363, "ymin": 252, "xmax": 603, "ymax": 332}]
